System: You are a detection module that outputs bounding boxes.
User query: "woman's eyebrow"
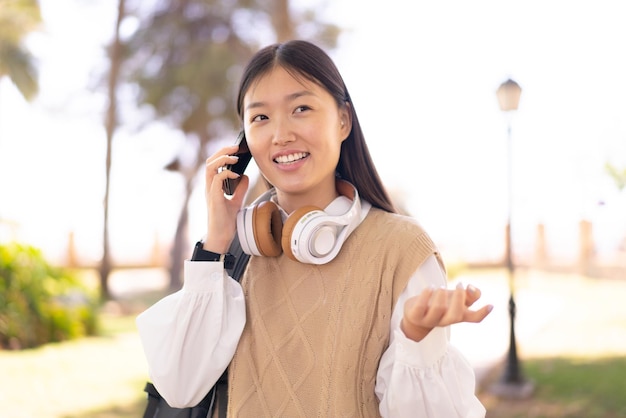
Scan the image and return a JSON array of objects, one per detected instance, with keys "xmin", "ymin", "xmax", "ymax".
[
  {"xmin": 245, "ymin": 90, "xmax": 315, "ymax": 112},
  {"xmin": 286, "ymin": 90, "xmax": 314, "ymax": 101}
]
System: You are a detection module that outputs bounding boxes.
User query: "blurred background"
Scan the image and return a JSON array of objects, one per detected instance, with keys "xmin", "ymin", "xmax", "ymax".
[
  {"xmin": 1, "ymin": 0, "xmax": 625, "ymax": 417},
  {"xmin": 1, "ymin": 0, "xmax": 625, "ymax": 277}
]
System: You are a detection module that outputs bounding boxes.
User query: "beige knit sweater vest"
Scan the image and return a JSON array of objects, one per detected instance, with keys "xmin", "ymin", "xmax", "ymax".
[{"xmin": 227, "ymin": 208, "xmax": 441, "ymax": 417}]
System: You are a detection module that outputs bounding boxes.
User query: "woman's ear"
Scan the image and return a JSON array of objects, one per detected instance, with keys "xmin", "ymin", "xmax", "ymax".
[{"xmin": 339, "ymin": 102, "xmax": 352, "ymax": 140}]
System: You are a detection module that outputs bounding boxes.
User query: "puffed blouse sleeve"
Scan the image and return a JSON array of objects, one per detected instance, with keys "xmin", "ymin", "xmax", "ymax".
[
  {"xmin": 135, "ymin": 260, "xmax": 246, "ymax": 408},
  {"xmin": 375, "ymin": 255, "xmax": 486, "ymax": 418}
]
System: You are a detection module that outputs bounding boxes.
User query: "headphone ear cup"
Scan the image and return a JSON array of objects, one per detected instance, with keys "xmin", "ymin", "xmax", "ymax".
[
  {"xmin": 281, "ymin": 205, "xmax": 323, "ymax": 261},
  {"xmin": 252, "ymin": 201, "xmax": 283, "ymax": 257}
]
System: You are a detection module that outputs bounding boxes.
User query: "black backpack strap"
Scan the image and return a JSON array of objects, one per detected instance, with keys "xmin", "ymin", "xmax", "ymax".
[
  {"xmin": 225, "ymin": 232, "xmax": 250, "ymax": 283},
  {"xmin": 143, "ymin": 382, "xmax": 161, "ymax": 418},
  {"xmin": 190, "ymin": 381, "xmax": 217, "ymax": 418},
  {"xmin": 216, "ymin": 377, "xmax": 228, "ymax": 418}
]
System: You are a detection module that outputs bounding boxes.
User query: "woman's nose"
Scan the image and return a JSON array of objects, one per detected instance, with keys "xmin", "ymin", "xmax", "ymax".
[{"xmin": 271, "ymin": 120, "xmax": 295, "ymax": 145}]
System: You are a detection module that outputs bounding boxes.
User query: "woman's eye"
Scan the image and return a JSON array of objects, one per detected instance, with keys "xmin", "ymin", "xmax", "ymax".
[
  {"xmin": 251, "ymin": 114, "xmax": 268, "ymax": 122},
  {"xmin": 294, "ymin": 105, "xmax": 310, "ymax": 113}
]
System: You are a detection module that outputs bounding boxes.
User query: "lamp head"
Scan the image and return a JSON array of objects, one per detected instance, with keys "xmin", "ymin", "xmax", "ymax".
[{"xmin": 496, "ymin": 78, "xmax": 522, "ymax": 111}]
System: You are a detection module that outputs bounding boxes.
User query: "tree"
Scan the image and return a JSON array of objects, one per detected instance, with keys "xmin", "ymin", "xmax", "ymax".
[
  {"xmin": 122, "ymin": 0, "xmax": 340, "ymax": 291},
  {"xmin": 98, "ymin": 0, "xmax": 126, "ymax": 300},
  {"xmin": 0, "ymin": 0, "xmax": 41, "ymax": 237},
  {"xmin": 0, "ymin": 0, "xmax": 41, "ymax": 102}
]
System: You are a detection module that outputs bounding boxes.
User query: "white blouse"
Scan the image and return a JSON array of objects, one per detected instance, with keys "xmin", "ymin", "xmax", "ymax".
[{"xmin": 136, "ymin": 256, "xmax": 486, "ymax": 417}]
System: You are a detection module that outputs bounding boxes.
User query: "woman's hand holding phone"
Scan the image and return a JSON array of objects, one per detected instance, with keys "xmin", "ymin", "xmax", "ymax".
[
  {"xmin": 202, "ymin": 132, "xmax": 251, "ymax": 254},
  {"xmin": 222, "ymin": 131, "xmax": 252, "ymax": 195}
]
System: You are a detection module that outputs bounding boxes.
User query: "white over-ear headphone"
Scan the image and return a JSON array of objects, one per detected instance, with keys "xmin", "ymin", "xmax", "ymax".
[{"xmin": 237, "ymin": 180, "xmax": 362, "ymax": 265}]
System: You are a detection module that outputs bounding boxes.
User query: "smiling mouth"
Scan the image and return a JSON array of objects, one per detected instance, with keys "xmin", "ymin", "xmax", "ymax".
[{"xmin": 274, "ymin": 152, "xmax": 309, "ymax": 164}]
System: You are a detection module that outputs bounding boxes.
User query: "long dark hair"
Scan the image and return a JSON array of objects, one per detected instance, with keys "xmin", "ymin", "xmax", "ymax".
[{"xmin": 237, "ymin": 40, "xmax": 396, "ymax": 213}]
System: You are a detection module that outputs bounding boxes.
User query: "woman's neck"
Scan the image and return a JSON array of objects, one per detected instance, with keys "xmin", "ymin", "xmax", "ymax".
[{"xmin": 275, "ymin": 181, "xmax": 340, "ymax": 214}]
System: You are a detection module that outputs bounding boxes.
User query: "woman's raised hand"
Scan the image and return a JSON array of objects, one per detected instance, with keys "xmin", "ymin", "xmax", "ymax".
[
  {"xmin": 202, "ymin": 144, "xmax": 250, "ymax": 254},
  {"xmin": 401, "ymin": 283, "xmax": 493, "ymax": 342}
]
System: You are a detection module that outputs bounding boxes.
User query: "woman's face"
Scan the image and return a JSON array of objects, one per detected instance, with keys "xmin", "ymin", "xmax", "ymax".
[{"xmin": 242, "ymin": 66, "xmax": 351, "ymax": 211}]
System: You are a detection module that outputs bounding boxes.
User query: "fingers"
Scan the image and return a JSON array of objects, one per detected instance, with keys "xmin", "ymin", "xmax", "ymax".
[
  {"xmin": 437, "ymin": 283, "xmax": 467, "ymax": 324},
  {"xmin": 205, "ymin": 154, "xmax": 239, "ymax": 178},
  {"xmin": 230, "ymin": 174, "xmax": 249, "ymax": 201},
  {"xmin": 464, "ymin": 284, "xmax": 482, "ymax": 307},
  {"xmin": 427, "ymin": 286, "xmax": 451, "ymax": 324},
  {"xmin": 405, "ymin": 286, "xmax": 434, "ymax": 322},
  {"xmin": 464, "ymin": 304, "xmax": 494, "ymax": 323},
  {"xmin": 407, "ymin": 286, "xmax": 457, "ymax": 329},
  {"xmin": 205, "ymin": 150, "xmax": 242, "ymax": 196},
  {"xmin": 458, "ymin": 282, "xmax": 493, "ymax": 323}
]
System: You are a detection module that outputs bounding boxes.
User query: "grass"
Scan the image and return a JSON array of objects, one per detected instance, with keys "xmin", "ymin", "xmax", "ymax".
[
  {"xmin": 61, "ymin": 312, "xmax": 148, "ymax": 417},
  {"xmin": 0, "ymin": 311, "xmax": 149, "ymax": 418},
  {"xmin": 479, "ymin": 356, "xmax": 626, "ymax": 417}
]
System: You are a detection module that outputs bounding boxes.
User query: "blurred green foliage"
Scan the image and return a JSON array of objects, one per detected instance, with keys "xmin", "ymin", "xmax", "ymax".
[
  {"xmin": 605, "ymin": 162, "xmax": 626, "ymax": 192},
  {"xmin": 0, "ymin": 243, "xmax": 99, "ymax": 349},
  {"xmin": 0, "ymin": 0, "xmax": 41, "ymax": 100}
]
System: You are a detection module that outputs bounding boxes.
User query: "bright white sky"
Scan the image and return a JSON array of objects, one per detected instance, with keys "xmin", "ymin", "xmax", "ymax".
[{"xmin": 0, "ymin": 0, "xmax": 625, "ymax": 266}]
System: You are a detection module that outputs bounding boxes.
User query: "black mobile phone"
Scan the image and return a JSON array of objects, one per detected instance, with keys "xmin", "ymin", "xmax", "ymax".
[{"xmin": 222, "ymin": 131, "xmax": 252, "ymax": 195}]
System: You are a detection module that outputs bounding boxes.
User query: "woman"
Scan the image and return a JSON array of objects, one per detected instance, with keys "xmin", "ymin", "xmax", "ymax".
[{"xmin": 137, "ymin": 39, "xmax": 492, "ymax": 417}]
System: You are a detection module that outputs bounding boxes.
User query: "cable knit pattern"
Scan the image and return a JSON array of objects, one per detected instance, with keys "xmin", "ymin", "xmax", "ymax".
[{"xmin": 228, "ymin": 208, "xmax": 441, "ymax": 417}]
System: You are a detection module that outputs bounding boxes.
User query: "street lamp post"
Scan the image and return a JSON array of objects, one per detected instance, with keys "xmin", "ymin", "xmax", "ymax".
[{"xmin": 490, "ymin": 78, "xmax": 535, "ymax": 399}]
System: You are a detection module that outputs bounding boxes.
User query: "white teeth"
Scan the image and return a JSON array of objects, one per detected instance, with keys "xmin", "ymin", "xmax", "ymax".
[{"xmin": 275, "ymin": 152, "xmax": 308, "ymax": 163}]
